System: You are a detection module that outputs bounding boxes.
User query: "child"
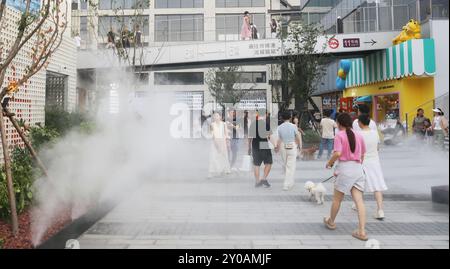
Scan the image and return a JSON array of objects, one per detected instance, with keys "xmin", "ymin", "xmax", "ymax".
[{"xmin": 358, "ymin": 114, "xmax": 388, "ymax": 220}]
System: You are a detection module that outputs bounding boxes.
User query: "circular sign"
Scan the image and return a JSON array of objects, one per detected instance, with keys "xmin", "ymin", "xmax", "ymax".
[{"xmin": 328, "ymin": 38, "xmax": 339, "ymax": 49}]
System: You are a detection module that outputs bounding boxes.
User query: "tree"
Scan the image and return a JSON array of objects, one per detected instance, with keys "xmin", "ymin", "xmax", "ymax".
[
  {"xmin": 206, "ymin": 66, "xmax": 250, "ymax": 114},
  {"xmin": 276, "ymin": 22, "xmax": 329, "ymax": 112},
  {"xmin": 0, "ymin": 0, "xmax": 67, "ymax": 235}
]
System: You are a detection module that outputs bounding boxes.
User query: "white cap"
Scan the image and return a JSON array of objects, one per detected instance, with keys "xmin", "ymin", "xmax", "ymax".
[{"xmin": 432, "ymin": 108, "xmax": 441, "ymax": 113}]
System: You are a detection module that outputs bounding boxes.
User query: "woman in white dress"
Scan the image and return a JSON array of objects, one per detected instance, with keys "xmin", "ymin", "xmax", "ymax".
[
  {"xmin": 208, "ymin": 113, "xmax": 231, "ymax": 178},
  {"xmin": 358, "ymin": 114, "xmax": 388, "ymax": 220}
]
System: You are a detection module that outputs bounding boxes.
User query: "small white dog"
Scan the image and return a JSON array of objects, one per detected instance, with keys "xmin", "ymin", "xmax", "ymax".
[{"xmin": 304, "ymin": 181, "xmax": 327, "ymax": 205}]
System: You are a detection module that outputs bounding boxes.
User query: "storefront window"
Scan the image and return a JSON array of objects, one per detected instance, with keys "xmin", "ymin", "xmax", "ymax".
[{"xmin": 375, "ymin": 94, "xmax": 400, "ymax": 123}]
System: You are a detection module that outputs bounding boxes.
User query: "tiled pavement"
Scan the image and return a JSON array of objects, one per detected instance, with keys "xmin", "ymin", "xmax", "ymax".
[{"xmin": 78, "ymin": 141, "xmax": 449, "ymax": 249}]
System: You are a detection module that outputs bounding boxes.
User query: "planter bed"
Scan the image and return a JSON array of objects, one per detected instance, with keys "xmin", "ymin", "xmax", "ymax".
[{"xmin": 0, "ymin": 209, "xmax": 71, "ymax": 249}]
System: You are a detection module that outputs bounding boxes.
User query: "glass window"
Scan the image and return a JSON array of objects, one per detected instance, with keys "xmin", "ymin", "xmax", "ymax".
[
  {"xmin": 217, "ymin": 72, "xmax": 266, "ymax": 83},
  {"xmin": 154, "ymin": 72, "xmax": 204, "ymax": 85},
  {"xmin": 80, "ymin": 0, "xmax": 88, "ymax": 10},
  {"xmin": 156, "ymin": 0, "xmax": 203, "ymax": 8},
  {"xmin": 216, "ymin": 13, "xmax": 265, "ymax": 40},
  {"xmin": 112, "ymin": 0, "xmax": 123, "ymax": 9},
  {"xmin": 420, "ymin": 0, "xmax": 432, "ymax": 22},
  {"xmin": 216, "ymin": 0, "xmax": 265, "ymax": 7},
  {"xmin": 99, "ymin": 16, "xmax": 149, "ymax": 39},
  {"xmin": 99, "ymin": 0, "xmax": 111, "ymax": 9},
  {"xmin": 155, "ymin": 15, "xmax": 204, "ymax": 41},
  {"xmin": 99, "ymin": 0, "xmax": 149, "ymax": 10},
  {"xmin": 155, "ymin": 0, "xmax": 167, "ymax": 8},
  {"xmin": 393, "ymin": 5, "xmax": 409, "ymax": 30},
  {"xmin": 80, "ymin": 16, "xmax": 88, "ymax": 40},
  {"xmin": 432, "ymin": 0, "xmax": 449, "ymax": 19},
  {"xmin": 155, "ymin": 15, "xmax": 168, "ymax": 41},
  {"xmin": 378, "ymin": 6, "xmax": 392, "ymax": 31}
]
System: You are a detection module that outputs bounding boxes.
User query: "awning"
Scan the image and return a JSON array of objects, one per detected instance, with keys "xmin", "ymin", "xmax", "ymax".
[
  {"xmin": 345, "ymin": 39, "xmax": 436, "ymax": 88},
  {"xmin": 356, "ymin": 96, "xmax": 372, "ymax": 102}
]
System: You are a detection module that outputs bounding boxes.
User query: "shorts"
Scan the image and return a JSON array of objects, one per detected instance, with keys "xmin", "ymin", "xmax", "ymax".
[
  {"xmin": 334, "ymin": 161, "xmax": 366, "ymax": 195},
  {"xmin": 252, "ymin": 149, "xmax": 273, "ymax": 166}
]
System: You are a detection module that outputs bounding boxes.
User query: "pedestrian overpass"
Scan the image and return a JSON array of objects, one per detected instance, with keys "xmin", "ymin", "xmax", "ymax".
[{"xmin": 77, "ymin": 31, "xmax": 399, "ymax": 71}]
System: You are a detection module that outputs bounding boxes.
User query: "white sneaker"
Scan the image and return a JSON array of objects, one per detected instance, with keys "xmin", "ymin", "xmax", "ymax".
[
  {"xmin": 351, "ymin": 203, "xmax": 357, "ymax": 211},
  {"xmin": 374, "ymin": 210, "xmax": 385, "ymax": 220}
]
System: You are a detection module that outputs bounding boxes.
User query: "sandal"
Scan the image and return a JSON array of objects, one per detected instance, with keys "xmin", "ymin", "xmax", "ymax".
[
  {"xmin": 352, "ymin": 230, "xmax": 368, "ymax": 241},
  {"xmin": 323, "ymin": 217, "xmax": 336, "ymax": 230}
]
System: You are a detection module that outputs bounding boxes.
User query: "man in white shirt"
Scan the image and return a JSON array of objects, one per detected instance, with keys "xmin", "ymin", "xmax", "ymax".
[
  {"xmin": 353, "ymin": 104, "xmax": 377, "ymax": 131},
  {"xmin": 317, "ymin": 110, "xmax": 337, "ymax": 159}
]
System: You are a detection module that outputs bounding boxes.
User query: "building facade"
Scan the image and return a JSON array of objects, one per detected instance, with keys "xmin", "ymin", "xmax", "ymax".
[
  {"xmin": 0, "ymin": 2, "xmax": 77, "ymax": 161},
  {"xmin": 72, "ymin": 0, "xmax": 320, "ymax": 115}
]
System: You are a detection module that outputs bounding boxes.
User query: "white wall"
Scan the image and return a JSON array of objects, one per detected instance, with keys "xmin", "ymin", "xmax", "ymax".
[{"xmin": 430, "ymin": 20, "xmax": 449, "ymax": 99}]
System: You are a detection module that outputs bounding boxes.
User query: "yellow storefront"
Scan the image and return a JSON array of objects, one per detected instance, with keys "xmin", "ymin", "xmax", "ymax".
[{"xmin": 342, "ymin": 39, "xmax": 436, "ymax": 131}]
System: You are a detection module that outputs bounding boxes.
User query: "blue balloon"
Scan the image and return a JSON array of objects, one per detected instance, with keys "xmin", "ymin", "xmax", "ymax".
[
  {"xmin": 340, "ymin": 60, "xmax": 352, "ymax": 74},
  {"xmin": 336, "ymin": 77, "xmax": 346, "ymax": 91}
]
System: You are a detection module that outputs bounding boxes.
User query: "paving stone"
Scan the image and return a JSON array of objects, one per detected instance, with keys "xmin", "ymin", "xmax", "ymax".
[{"xmin": 76, "ymin": 144, "xmax": 448, "ymax": 249}]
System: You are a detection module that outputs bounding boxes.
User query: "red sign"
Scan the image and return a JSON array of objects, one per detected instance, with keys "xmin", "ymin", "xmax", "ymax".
[
  {"xmin": 343, "ymin": 38, "xmax": 360, "ymax": 48},
  {"xmin": 328, "ymin": 38, "xmax": 339, "ymax": 49}
]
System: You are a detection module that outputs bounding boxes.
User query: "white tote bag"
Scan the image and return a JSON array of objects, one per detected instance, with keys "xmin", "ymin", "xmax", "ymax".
[{"xmin": 241, "ymin": 155, "xmax": 252, "ymax": 172}]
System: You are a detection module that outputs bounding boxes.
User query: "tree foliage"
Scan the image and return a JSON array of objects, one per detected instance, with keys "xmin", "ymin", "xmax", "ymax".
[
  {"xmin": 206, "ymin": 66, "xmax": 249, "ymax": 112},
  {"xmin": 276, "ymin": 22, "xmax": 329, "ymax": 111}
]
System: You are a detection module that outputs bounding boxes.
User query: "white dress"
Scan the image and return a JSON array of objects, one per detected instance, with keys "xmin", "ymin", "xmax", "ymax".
[
  {"xmin": 208, "ymin": 121, "xmax": 231, "ymax": 177},
  {"xmin": 359, "ymin": 130, "xmax": 388, "ymax": 192}
]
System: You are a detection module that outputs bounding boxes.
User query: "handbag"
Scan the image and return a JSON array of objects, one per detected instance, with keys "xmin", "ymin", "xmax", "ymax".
[{"xmin": 241, "ymin": 155, "xmax": 252, "ymax": 172}]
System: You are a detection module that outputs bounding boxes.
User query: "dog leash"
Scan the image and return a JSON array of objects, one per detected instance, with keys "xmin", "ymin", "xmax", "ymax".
[{"xmin": 321, "ymin": 175, "xmax": 335, "ymax": 183}]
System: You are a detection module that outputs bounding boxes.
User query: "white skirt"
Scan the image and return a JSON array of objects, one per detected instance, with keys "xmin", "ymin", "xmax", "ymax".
[{"xmin": 363, "ymin": 158, "xmax": 388, "ymax": 192}]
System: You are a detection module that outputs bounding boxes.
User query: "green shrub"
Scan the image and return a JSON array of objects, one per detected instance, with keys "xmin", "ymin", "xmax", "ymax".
[
  {"xmin": 45, "ymin": 106, "xmax": 87, "ymax": 135},
  {"xmin": 0, "ymin": 237, "xmax": 4, "ymax": 249},
  {"xmin": 29, "ymin": 126, "xmax": 60, "ymax": 151},
  {"xmin": 0, "ymin": 147, "xmax": 35, "ymax": 220}
]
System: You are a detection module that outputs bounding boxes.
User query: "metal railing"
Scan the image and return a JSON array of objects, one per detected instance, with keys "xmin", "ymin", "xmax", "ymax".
[{"xmin": 405, "ymin": 92, "xmax": 449, "ymax": 133}]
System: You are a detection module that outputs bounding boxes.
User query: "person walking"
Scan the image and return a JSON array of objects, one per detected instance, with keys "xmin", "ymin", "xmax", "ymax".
[
  {"xmin": 250, "ymin": 23, "xmax": 258, "ymax": 40},
  {"xmin": 412, "ymin": 108, "xmax": 428, "ymax": 139},
  {"xmin": 106, "ymin": 27, "xmax": 116, "ymax": 49},
  {"xmin": 227, "ymin": 110, "xmax": 241, "ymax": 170},
  {"xmin": 134, "ymin": 25, "xmax": 142, "ymax": 47},
  {"xmin": 324, "ymin": 113, "xmax": 368, "ymax": 241},
  {"xmin": 270, "ymin": 18, "xmax": 278, "ymax": 39},
  {"xmin": 208, "ymin": 113, "xmax": 231, "ymax": 178},
  {"xmin": 431, "ymin": 108, "xmax": 449, "ymax": 149},
  {"xmin": 317, "ymin": 110, "xmax": 337, "ymax": 160},
  {"xmin": 275, "ymin": 112, "xmax": 302, "ymax": 191},
  {"xmin": 248, "ymin": 112, "xmax": 272, "ymax": 188},
  {"xmin": 352, "ymin": 104, "xmax": 377, "ymax": 131},
  {"xmin": 358, "ymin": 114, "xmax": 387, "ymax": 220},
  {"xmin": 121, "ymin": 26, "xmax": 131, "ymax": 48},
  {"xmin": 241, "ymin": 11, "xmax": 252, "ymax": 40}
]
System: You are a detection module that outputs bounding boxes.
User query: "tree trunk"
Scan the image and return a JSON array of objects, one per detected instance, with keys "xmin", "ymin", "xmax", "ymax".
[
  {"xmin": 0, "ymin": 107, "xmax": 18, "ymax": 235},
  {"xmin": 5, "ymin": 108, "xmax": 48, "ymax": 177}
]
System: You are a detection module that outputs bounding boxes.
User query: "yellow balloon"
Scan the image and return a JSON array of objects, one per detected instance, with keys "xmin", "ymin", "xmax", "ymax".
[{"xmin": 338, "ymin": 69, "xmax": 346, "ymax": 79}]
